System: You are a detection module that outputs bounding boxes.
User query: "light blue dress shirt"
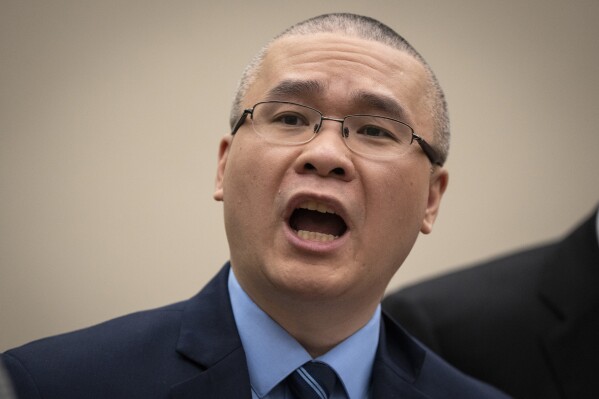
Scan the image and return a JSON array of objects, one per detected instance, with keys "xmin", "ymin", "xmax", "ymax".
[{"xmin": 228, "ymin": 269, "xmax": 380, "ymax": 399}]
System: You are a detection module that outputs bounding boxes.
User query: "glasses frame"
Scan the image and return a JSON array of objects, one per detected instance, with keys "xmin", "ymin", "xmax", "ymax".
[{"xmin": 231, "ymin": 101, "xmax": 443, "ymax": 166}]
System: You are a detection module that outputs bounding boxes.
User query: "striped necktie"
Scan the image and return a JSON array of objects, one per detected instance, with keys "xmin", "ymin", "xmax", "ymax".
[{"xmin": 287, "ymin": 361, "xmax": 338, "ymax": 399}]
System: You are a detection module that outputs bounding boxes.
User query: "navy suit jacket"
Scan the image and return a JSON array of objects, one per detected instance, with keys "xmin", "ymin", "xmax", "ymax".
[
  {"xmin": 383, "ymin": 209, "xmax": 599, "ymax": 399},
  {"xmin": 3, "ymin": 264, "xmax": 509, "ymax": 398}
]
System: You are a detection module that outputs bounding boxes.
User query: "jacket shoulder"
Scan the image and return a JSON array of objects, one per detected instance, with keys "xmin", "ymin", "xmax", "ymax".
[
  {"xmin": 384, "ymin": 242, "xmax": 555, "ymax": 323},
  {"xmin": 2, "ymin": 300, "xmax": 197, "ymax": 399}
]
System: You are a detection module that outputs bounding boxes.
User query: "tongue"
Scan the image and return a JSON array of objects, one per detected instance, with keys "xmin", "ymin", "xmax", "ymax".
[{"xmin": 289, "ymin": 209, "xmax": 346, "ymax": 236}]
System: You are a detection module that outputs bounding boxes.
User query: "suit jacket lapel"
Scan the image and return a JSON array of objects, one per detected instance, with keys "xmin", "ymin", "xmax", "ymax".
[
  {"xmin": 538, "ymin": 210, "xmax": 599, "ymax": 398},
  {"xmin": 170, "ymin": 264, "xmax": 252, "ymax": 399},
  {"xmin": 371, "ymin": 314, "xmax": 431, "ymax": 399}
]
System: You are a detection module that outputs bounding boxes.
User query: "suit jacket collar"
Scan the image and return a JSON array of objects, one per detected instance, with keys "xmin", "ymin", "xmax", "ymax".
[
  {"xmin": 170, "ymin": 264, "xmax": 252, "ymax": 399},
  {"xmin": 371, "ymin": 312, "xmax": 431, "ymax": 399}
]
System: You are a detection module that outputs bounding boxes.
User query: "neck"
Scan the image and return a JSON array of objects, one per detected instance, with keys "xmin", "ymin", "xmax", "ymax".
[
  {"xmin": 229, "ymin": 264, "xmax": 385, "ymax": 357},
  {"xmin": 254, "ymin": 290, "xmax": 380, "ymax": 357}
]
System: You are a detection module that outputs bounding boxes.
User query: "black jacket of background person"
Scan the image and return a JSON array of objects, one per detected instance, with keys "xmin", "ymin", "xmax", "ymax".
[{"xmin": 383, "ymin": 208, "xmax": 599, "ymax": 399}]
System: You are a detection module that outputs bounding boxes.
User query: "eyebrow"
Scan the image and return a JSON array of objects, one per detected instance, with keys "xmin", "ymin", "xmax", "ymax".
[
  {"xmin": 349, "ymin": 90, "xmax": 408, "ymax": 121},
  {"xmin": 264, "ymin": 79, "xmax": 325, "ymax": 100},
  {"xmin": 264, "ymin": 79, "xmax": 409, "ymax": 121}
]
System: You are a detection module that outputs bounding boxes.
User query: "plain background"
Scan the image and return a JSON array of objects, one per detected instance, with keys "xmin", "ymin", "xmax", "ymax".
[{"xmin": 1, "ymin": 0, "xmax": 598, "ymax": 351}]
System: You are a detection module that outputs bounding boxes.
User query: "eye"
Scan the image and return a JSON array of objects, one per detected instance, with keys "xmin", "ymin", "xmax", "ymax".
[
  {"xmin": 356, "ymin": 125, "xmax": 398, "ymax": 141},
  {"xmin": 272, "ymin": 112, "xmax": 310, "ymax": 128}
]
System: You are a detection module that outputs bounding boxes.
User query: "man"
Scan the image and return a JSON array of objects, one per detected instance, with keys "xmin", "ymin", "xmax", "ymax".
[
  {"xmin": 2, "ymin": 14, "xmax": 509, "ymax": 398},
  {"xmin": 383, "ymin": 206, "xmax": 599, "ymax": 399}
]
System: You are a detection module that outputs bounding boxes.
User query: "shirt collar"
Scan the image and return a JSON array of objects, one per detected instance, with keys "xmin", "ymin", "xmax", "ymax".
[{"xmin": 228, "ymin": 268, "xmax": 380, "ymax": 399}]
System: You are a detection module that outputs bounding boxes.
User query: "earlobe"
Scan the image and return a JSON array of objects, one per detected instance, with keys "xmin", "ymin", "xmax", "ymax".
[
  {"xmin": 213, "ymin": 136, "xmax": 232, "ymax": 202},
  {"xmin": 420, "ymin": 167, "xmax": 449, "ymax": 234}
]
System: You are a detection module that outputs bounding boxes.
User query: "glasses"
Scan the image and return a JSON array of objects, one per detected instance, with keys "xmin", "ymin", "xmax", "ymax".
[{"xmin": 231, "ymin": 101, "xmax": 443, "ymax": 165}]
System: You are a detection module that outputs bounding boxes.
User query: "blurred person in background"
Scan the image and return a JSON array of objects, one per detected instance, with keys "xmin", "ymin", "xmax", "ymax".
[{"xmin": 384, "ymin": 205, "xmax": 599, "ymax": 399}]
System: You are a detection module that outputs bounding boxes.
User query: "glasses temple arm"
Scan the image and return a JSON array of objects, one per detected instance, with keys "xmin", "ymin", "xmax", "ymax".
[
  {"xmin": 231, "ymin": 109, "xmax": 252, "ymax": 135},
  {"xmin": 413, "ymin": 134, "xmax": 444, "ymax": 166}
]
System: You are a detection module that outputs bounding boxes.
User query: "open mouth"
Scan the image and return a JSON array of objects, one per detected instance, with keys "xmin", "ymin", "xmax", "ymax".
[{"xmin": 288, "ymin": 200, "xmax": 347, "ymax": 242}]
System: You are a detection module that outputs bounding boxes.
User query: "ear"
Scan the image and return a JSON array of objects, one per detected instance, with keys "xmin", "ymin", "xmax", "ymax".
[
  {"xmin": 420, "ymin": 167, "xmax": 449, "ymax": 234},
  {"xmin": 213, "ymin": 135, "xmax": 232, "ymax": 202}
]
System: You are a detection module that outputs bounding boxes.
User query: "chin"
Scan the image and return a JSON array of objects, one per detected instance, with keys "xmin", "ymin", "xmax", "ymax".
[{"xmin": 269, "ymin": 263, "xmax": 354, "ymax": 300}]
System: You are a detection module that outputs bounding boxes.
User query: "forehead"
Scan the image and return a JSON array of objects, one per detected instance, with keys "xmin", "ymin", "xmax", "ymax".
[{"xmin": 245, "ymin": 32, "xmax": 431, "ymax": 126}]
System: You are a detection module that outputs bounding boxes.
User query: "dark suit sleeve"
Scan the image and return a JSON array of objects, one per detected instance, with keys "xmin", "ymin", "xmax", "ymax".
[
  {"xmin": 1, "ymin": 352, "xmax": 41, "ymax": 399},
  {"xmin": 382, "ymin": 293, "xmax": 442, "ymax": 353}
]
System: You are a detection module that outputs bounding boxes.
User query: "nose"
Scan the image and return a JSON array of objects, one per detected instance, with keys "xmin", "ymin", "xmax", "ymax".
[{"xmin": 293, "ymin": 119, "xmax": 356, "ymax": 181}]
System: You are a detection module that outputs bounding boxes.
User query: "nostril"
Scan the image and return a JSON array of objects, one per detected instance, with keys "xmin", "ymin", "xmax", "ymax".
[
  {"xmin": 332, "ymin": 167, "xmax": 345, "ymax": 176},
  {"xmin": 303, "ymin": 163, "xmax": 345, "ymax": 176}
]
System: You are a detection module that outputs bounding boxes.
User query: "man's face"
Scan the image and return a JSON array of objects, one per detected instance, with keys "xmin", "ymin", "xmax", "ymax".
[{"xmin": 214, "ymin": 32, "xmax": 447, "ymax": 311}]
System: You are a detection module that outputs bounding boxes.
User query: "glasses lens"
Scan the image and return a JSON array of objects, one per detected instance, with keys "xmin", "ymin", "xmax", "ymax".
[
  {"xmin": 250, "ymin": 102, "xmax": 320, "ymax": 145},
  {"xmin": 343, "ymin": 115, "xmax": 414, "ymax": 158}
]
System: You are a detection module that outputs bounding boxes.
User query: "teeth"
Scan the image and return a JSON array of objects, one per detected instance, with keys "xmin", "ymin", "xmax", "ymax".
[
  {"xmin": 299, "ymin": 200, "xmax": 336, "ymax": 214},
  {"xmin": 292, "ymin": 200, "xmax": 342, "ymax": 242},
  {"xmin": 297, "ymin": 230, "xmax": 338, "ymax": 242}
]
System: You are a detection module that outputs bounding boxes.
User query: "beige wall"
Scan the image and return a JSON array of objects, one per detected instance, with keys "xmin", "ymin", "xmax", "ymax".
[{"xmin": 1, "ymin": 1, "xmax": 598, "ymax": 351}]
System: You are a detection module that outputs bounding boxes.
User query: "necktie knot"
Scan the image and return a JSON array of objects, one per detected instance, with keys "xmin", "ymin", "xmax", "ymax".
[{"xmin": 287, "ymin": 361, "xmax": 338, "ymax": 399}]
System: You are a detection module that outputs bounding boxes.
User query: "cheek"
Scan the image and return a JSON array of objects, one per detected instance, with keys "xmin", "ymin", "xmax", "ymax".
[
  {"xmin": 221, "ymin": 142, "xmax": 295, "ymax": 229},
  {"xmin": 364, "ymin": 166, "xmax": 430, "ymax": 236},
  {"xmin": 224, "ymin": 142, "xmax": 274, "ymax": 200},
  {"xmin": 369, "ymin": 175, "xmax": 427, "ymax": 270},
  {"xmin": 221, "ymin": 145, "xmax": 278, "ymax": 266}
]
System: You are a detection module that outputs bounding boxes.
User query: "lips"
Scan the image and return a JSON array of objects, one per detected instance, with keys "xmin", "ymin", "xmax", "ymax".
[{"xmin": 288, "ymin": 200, "xmax": 348, "ymax": 242}]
